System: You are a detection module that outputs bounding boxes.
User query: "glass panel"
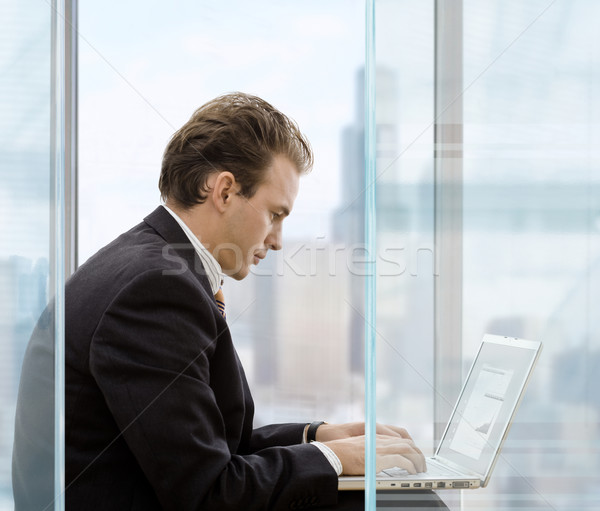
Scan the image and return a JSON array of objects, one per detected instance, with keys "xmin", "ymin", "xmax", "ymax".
[
  {"xmin": 374, "ymin": 1, "xmax": 437, "ymax": 508},
  {"xmin": 375, "ymin": 0, "xmax": 435, "ymax": 438},
  {"xmin": 78, "ymin": 0, "xmax": 365, "ymax": 477},
  {"xmin": 374, "ymin": 0, "xmax": 436, "ymax": 460},
  {"xmin": 365, "ymin": 0, "xmax": 376, "ymax": 506},
  {"xmin": 463, "ymin": 0, "xmax": 600, "ymax": 509},
  {"xmin": 0, "ymin": 0, "xmax": 63, "ymax": 509}
]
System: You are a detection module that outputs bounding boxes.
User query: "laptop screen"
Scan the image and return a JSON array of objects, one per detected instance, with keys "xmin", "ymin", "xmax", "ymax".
[{"xmin": 436, "ymin": 335, "xmax": 541, "ymax": 479}]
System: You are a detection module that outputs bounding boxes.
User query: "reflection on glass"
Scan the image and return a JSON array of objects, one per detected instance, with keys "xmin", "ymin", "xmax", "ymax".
[
  {"xmin": 374, "ymin": 1, "xmax": 438, "ymax": 508},
  {"xmin": 78, "ymin": 0, "xmax": 366, "ymax": 440},
  {"xmin": 374, "ymin": 0, "xmax": 436, "ymax": 455},
  {"xmin": 463, "ymin": 1, "xmax": 600, "ymax": 509},
  {"xmin": 0, "ymin": 0, "xmax": 55, "ymax": 509}
]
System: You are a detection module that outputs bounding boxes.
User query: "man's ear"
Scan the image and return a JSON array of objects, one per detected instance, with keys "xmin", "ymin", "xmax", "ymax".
[{"xmin": 211, "ymin": 171, "xmax": 237, "ymax": 213}]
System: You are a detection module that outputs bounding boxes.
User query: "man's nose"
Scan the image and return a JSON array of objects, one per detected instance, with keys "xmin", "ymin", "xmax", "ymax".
[{"xmin": 265, "ymin": 225, "xmax": 282, "ymax": 251}]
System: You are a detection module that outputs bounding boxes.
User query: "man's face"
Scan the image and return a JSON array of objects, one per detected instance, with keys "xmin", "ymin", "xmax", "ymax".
[{"xmin": 218, "ymin": 154, "xmax": 300, "ymax": 280}]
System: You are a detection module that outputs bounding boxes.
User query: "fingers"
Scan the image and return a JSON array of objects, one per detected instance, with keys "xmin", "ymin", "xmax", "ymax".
[
  {"xmin": 376, "ymin": 454, "xmax": 415, "ymax": 474},
  {"xmin": 324, "ymin": 435, "xmax": 427, "ymax": 476},
  {"xmin": 375, "ymin": 423, "xmax": 413, "ymax": 440},
  {"xmin": 376, "ymin": 454, "xmax": 423, "ymax": 475},
  {"xmin": 375, "ymin": 437, "xmax": 427, "ymax": 474},
  {"xmin": 331, "ymin": 421, "xmax": 415, "ymax": 442}
]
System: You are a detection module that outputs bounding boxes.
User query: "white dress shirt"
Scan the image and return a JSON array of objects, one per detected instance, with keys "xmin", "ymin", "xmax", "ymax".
[{"xmin": 162, "ymin": 204, "xmax": 223, "ymax": 294}]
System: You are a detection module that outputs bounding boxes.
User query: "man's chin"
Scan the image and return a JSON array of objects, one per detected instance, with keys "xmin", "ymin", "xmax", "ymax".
[{"xmin": 227, "ymin": 265, "xmax": 250, "ymax": 281}]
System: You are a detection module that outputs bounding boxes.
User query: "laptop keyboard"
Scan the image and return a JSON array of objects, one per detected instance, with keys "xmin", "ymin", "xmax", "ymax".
[{"xmin": 380, "ymin": 461, "xmax": 459, "ymax": 479}]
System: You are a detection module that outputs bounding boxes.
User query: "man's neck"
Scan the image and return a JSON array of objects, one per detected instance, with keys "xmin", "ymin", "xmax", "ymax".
[{"xmin": 164, "ymin": 200, "xmax": 219, "ymax": 250}]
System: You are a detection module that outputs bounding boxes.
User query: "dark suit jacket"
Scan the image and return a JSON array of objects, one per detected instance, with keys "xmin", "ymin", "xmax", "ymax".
[{"xmin": 61, "ymin": 206, "xmax": 339, "ymax": 510}]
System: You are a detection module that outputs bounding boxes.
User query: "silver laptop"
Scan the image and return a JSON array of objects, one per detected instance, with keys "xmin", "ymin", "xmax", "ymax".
[{"xmin": 339, "ymin": 334, "xmax": 542, "ymax": 491}]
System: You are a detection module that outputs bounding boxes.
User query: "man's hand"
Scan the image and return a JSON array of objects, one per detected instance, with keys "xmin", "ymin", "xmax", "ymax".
[
  {"xmin": 313, "ymin": 422, "xmax": 426, "ymax": 476},
  {"xmin": 323, "ymin": 434, "xmax": 426, "ymax": 476},
  {"xmin": 315, "ymin": 421, "xmax": 412, "ymax": 443}
]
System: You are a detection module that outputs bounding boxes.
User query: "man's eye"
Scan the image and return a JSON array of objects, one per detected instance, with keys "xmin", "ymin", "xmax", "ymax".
[{"xmin": 271, "ymin": 212, "xmax": 281, "ymax": 221}]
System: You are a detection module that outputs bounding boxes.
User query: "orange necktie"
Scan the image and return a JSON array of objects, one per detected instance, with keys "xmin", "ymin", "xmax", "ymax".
[{"xmin": 214, "ymin": 287, "xmax": 226, "ymax": 319}]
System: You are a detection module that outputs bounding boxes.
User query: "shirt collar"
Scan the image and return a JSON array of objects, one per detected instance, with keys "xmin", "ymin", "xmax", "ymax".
[{"xmin": 162, "ymin": 204, "xmax": 224, "ymax": 294}]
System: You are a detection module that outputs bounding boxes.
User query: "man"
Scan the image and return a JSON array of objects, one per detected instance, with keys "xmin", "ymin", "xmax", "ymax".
[{"xmin": 14, "ymin": 93, "xmax": 447, "ymax": 510}]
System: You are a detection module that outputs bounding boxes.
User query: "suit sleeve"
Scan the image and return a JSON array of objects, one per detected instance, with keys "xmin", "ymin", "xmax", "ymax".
[
  {"xmin": 89, "ymin": 269, "xmax": 339, "ymax": 511},
  {"xmin": 244, "ymin": 423, "xmax": 306, "ymax": 453}
]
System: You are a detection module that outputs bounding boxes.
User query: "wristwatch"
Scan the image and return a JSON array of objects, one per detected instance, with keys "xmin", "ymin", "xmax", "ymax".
[{"xmin": 306, "ymin": 421, "xmax": 327, "ymax": 443}]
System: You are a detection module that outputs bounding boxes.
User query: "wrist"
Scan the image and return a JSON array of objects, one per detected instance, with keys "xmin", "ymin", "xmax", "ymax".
[
  {"xmin": 310, "ymin": 441, "xmax": 343, "ymax": 475},
  {"xmin": 306, "ymin": 421, "xmax": 327, "ymax": 443}
]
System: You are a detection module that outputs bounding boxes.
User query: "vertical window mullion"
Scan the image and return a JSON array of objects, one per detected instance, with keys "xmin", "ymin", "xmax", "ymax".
[
  {"xmin": 433, "ymin": 0, "xmax": 464, "ymax": 445},
  {"xmin": 65, "ymin": 0, "xmax": 77, "ymax": 276},
  {"xmin": 364, "ymin": 0, "xmax": 377, "ymax": 509}
]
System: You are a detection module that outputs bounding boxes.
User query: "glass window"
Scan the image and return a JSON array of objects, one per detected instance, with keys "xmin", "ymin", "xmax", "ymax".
[
  {"xmin": 372, "ymin": 1, "xmax": 600, "ymax": 509},
  {"xmin": 374, "ymin": 0, "xmax": 436, "ymax": 457},
  {"xmin": 79, "ymin": 0, "xmax": 366, "ymax": 428},
  {"xmin": 462, "ymin": 1, "xmax": 600, "ymax": 509},
  {"xmin": 1, "ymin": 0, "xmax": 64, "ymax": 509}
]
